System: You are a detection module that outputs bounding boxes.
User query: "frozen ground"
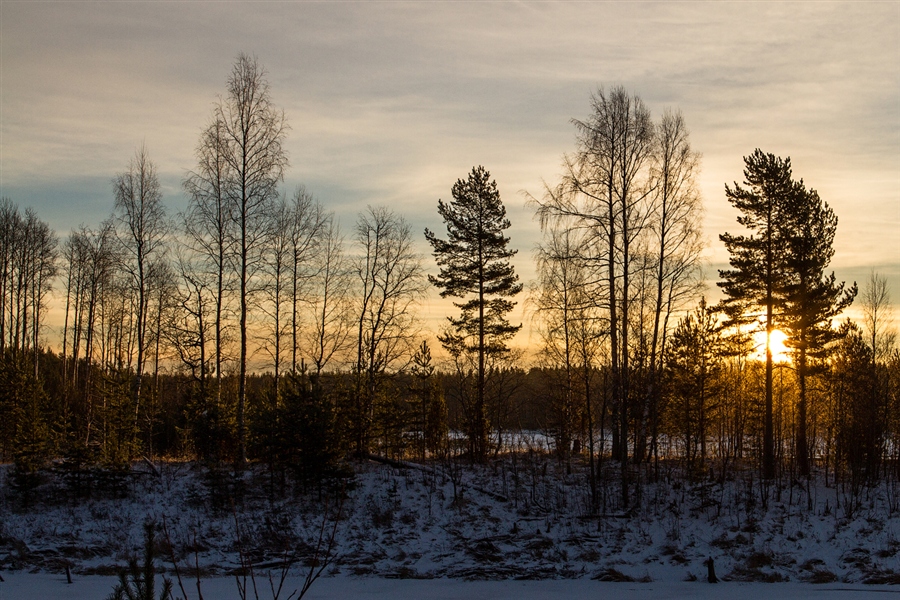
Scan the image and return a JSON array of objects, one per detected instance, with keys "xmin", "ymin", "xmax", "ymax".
[
  {"xmin": 2, "ymin": 458, "xmax": 900, "ymax": 598},
  {"xmin": 2, "ymin": 573, "xmax": 900, "ymax": 600}
]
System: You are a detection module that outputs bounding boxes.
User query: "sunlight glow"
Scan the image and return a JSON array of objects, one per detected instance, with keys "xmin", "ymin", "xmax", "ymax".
[{"xmin": 753, "ymin": 328, "xmax": 791, "ymax": 363}]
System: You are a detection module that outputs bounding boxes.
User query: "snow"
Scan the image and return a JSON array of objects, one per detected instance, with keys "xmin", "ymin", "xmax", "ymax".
[
  {"xmin": 2, "ymin": 459, "xmax": 900, "ymax": 599},
  {"xmin": 2, "ymin": 573, "xmax": 899, "ymax": 600}
]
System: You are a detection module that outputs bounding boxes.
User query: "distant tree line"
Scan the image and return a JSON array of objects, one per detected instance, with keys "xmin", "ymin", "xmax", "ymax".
[{"xmin": 0, "ymin": 57, "xmax": 897, "ymax": 513}]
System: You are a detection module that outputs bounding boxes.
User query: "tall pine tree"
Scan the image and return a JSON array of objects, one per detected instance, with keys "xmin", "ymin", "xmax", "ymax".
[
  {"xmin": 781, "ymin": 185, "xmax": 856, "ymax": 477},
  {"xmin": 718, "ymin": 150, "xmax": 799, "ymax": 480},
  {"xmin": 425, "ymin": 166, "xmax": 522, "ymax": 462}
]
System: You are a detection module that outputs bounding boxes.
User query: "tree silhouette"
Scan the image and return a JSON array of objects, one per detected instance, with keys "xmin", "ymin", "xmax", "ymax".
[
  {"xmin": 113, "ymin": 145, "xmax": 167, "ymax": 443},
  {"xmin": 718, "ymin": 149, "xmax": 798, "ymax": 480},
  {"xmin": 665, "ymin": 298, "xmax": 724, "ymax": 479},
  {"xmin": 530, "ymin": 87, "xmax": 658, "ymax": 506},
  {"xmin": 780, "ymin": 183, "xmax": 856, "ymax": 477},
  {"xmin": 353, "ymin": 206, "xmax": 424, "ymax": 456},
  {"xmin": 425, "ymin": 166, "xmax": 522, "ymax": 462},
  {"xmin": 217, "ymin": 53, "xmax": 288, "ymax": 465}
]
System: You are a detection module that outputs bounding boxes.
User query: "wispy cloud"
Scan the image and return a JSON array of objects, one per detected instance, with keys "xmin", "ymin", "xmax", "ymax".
[{"xmin": 1, "ymin": 1, "xmax": 897, "ymax": 329}]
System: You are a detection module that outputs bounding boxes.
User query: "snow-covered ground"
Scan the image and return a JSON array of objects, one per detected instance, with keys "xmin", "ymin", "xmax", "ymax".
[
  {"xmin": 3, "ymin": 573, "xmax": 900, "ymax": 600},
  {"xmin": 2, "ymin": 458, "xmax": 900, "ymax": 599}
]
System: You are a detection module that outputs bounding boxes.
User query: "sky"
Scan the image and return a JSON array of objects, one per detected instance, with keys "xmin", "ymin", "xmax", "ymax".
[{"xmin": 1, "ymin": 1, "xmax": 898, "ymax": 355}]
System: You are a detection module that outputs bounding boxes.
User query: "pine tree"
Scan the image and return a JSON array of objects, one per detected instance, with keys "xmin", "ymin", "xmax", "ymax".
[
  {"xmin": 665, "ymin": 298, "xmax": 724, "ymax": 479},
  {"xmin": 718, "ymin": 149, "xmax": 800, "ymax": 480},
  {"xmin": 828, "ymin": 322, "xmax": 881, "ymax": 488},
  {"xmin": 108, "ymin": 522, "xmax": 173, "ymax": 600},
  {"xmin": 781, "ymin": 185, "xmax": 856, "ymax": 477},
  {"xmin": 425, "ymin": 166, "xmax": 522, "ymax": 462},
  {"xmin": 411, "ymin": 340, "xmax": 446, "ymax": 460}
]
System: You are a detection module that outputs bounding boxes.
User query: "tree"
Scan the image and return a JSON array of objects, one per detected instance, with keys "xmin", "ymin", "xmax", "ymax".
[
  {"xmin": 113, "ymin": 145, "xmax": 167, "ymax": 438},
  {"xmin": 861, "ymin": 272, "xmax": 895, "ymax": 362},
  {"xmin": 642, "ymin": 109, "xmax": 704, "ymax": 467},
  {"xmin": 410, "ymin": 340, "xmax": 448, "ymax": 460},
  {"xmin": 0, "ymin": 201, "xmax": 59, "ymax": 367},
  {"xmin": 531, "ymin": 87, "xmax": 656, "ymax": 505},
  {"xmin": 425, "ymin": 166, "xmax": 522, "ymax": 462},
  {"xmin": 286, "ymin": 187, "xmax": 328, "ymax": 374},
  {"xmin": 168, "ymin": 249, "xmax": 236, "ymax": 463},
  {"xmin": 410, "ymin": 340, "xmax": 435, "ymax": 459},
  {"xmin": 0, "ymin": 350, "xmax": 52, "ymax": 485},
  {"xmin": 780, "ymin": 183, "xmax": 856, "ymax": 477},
  {"xmin": 66, "ymin": 221, "xmax": 119, "ymax": 445},
  {"xmin": 860, "ymin": 273, "xmax": 895, "ymax": 479},
  {"xmin": 305, "ymin": 216, "xmax": 352, "ymax": 376},
  {"xmin": 144, "ymin": 257, "xmax": 177, "ymax": 459},
  {"xmin": 827, "ymin": 322, "xmax": 882, "ymax": 489},
  {"xmin": 275, "ymin": 373, "xmax": 345, "ymax": 486},
  {"xmin": 718, "ymin": 149, "xmax": 800, "ymax": 480},
  {"xmin": 217, "ymin": 53, "xmax": 289, "ymax": 463},
  {"xmin": 183, "ymin": 115, "xmax": 235, "ymax": 407},
  {"xmin": 168, "ymin": 247, "xmax": 213, "ymax": 391},
  {"xmin": 576, "ymin": 90, "xmax": 654, "ymax": 487},
  {"xmin": 108, "ymin": 522, "xmax": 173, "ymax": 600},
  {"xmin": 0, "ymin": 198, "xmax": 17, "ymax": 354},
  {"xmin": 258, "ymin": 189, "xmax": 325, "ymax": 396},
  {"xmin": 353, "ymin": 205, "xmax": 424, "ymax": 455},
  {"xmin": 259, "ymin": 195, "xmax": 294, "ymax": 399},
  {"xmin": 533, "ymin": 220, "xmax": 596, "ymax": 469},
  {"xmin": 664, "ymin": 298, "xmax": 724, "ymax": 478}
]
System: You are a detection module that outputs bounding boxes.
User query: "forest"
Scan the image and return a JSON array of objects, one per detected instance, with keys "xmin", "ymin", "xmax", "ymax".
[{"xmin": 0, "ymin": 53, "xmax": 898, "ymax": 524}]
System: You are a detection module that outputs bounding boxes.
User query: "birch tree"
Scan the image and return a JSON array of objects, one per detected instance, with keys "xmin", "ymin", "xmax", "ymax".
[
  {"xmin": 217, "ymin": 53, "xmax": 288, "ymax": 463},
  {"xmin": 113, "ymin": 145, "xmax": 167, "ymax": 433},
  {"xmin": 531, "ymin": 86, "xmax": 655, "ymax": 506},
  {"xmin": 353, "ymin": 206, "xmax": 424, "ymax": 455}
]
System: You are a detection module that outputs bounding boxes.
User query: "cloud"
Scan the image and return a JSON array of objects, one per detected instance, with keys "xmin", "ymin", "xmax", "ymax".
[{"xmin": 2, "ymin": 0, "xmax": 897, "ymax": 339}]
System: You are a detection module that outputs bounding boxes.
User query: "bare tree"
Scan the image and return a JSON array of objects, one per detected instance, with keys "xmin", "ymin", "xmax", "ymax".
[
  {"xmin": 532, "ymin": 221, "xmax": 588, "ymax": 464},
  {"xmin": 353, "ymin": 205, "xmax": 425, "ymax": 455},
  {"xmin": 0, "ymin": 204, "xmax": 58, "ymax": 359},
  {"xmin": 306, "ymin": 216, "xmax": 352, "ymax": 375},
  {"xmin": 861, "ymin": 272, "xmax": 895, "ymax": 481},
  {"xmin": 0, "ymin": 198, "xmax": 17, "ymax": 353},
  {"xmin": 184, "ymin": 116, "xmax": 235, "ymax": 405},
  {"xmin": 61, "ymin": 230, "xmax": 82, "ymax": 391},
  {"xmin": 65, "ymin": 221, "xmax": 118, "ymax": 444},
  {"xmin": 531, "ymin": 86, "xmax": 656, "ymax": 507},
  {"xmin": 168, "ymin": 247, "xmax": 214, "ymax": 390},
  {"xmin": 144, "ymin": 258, "xmax": 177, "ymax": 458},
  {"xmin": 532, "ymin": 217, "xmax": 607, "ymax": 506},
  {"xmin": 287, "ymin": 186, "xmax": 328, "ymax": 374},
  {"xmin": 216, "ymin": 53, "xmax": 289, "ymax": 463},
  {"xmin": 258, "ymin": 187, "xmax": 327, "ymax": 397},
  {"xmin": 63, "ymin": 229, "xmax": 90, "ymax": 387},
  {"xmin": 113, "ymin": 145, "xmax": 167, "ymax": 432},
  {"xmin": 24, "ymin": 210, "xmax": 59, "ymax": 373},
  {"xmin": 862, "ymin": 272, "xmax": 895, "ymax": 361},
  {"xmin": 641, "ymin": 108, "xmax": 704, "ymax": 467},
  {"xmin": 259, "ymin": 195, "xmax": 293, "ymax": 398}
]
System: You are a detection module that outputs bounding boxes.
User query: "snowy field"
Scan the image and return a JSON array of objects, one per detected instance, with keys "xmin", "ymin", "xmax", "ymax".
[
  {"xmin": 2, "ymin": 459, "xmax": 900, "ymax": 598},
  {"xmin": 2, "ymin": 574, "xmax": 900, "ymax": 600}
]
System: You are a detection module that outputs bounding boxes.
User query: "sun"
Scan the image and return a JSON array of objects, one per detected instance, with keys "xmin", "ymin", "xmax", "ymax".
[{"xmin": 752, "ymin": 328, "xmax": 791, "ymax": 363}]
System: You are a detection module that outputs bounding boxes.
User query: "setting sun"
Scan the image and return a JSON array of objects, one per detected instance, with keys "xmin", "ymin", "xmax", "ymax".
[{"xmin": 753, "ymin": 328, "xmax": 791, "ymax": 363}]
